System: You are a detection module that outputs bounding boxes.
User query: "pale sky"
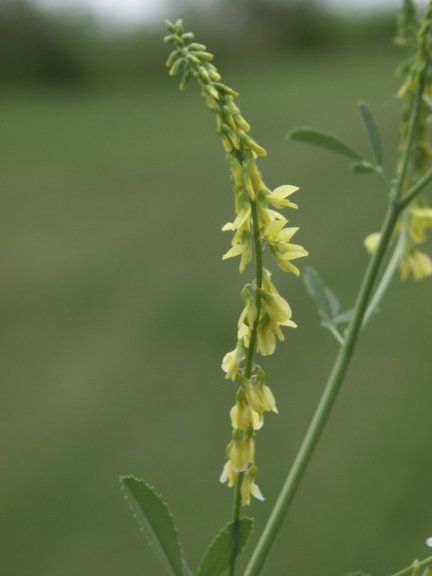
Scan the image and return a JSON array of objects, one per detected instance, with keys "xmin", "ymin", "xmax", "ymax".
[{"xmin": 31, "ymin": 0, "xmax": 429, "ymax": 26}]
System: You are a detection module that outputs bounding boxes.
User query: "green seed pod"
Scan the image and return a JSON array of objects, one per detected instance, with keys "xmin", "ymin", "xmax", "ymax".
[
  {"xmin": 206, "ymin": 84, "xmax": 219, "ymax": 100},
  {"xmin": 208, "ymin": 69, "xmax": 222, "ymax": 82},
  {"xmin": 188, "ymin": 43, "xmax": 207, "ymax": 51},
  {"xmin": 193, "ymin": 51, "xmax": 214, "ymax": 61},
  {"xmin": 169, "ymin": 57, "xmax": 185, "ymax": 76},
  {"xmin": 173, "ymin": 19, "xmax": 184, "ymax": 34},
  {"xmin": 213, "ymin": 82, "xmax": 239, "ymax": 97},
  {"xmin": 235, "ymin": 114, "xmax": 251, "ymax": 132},
  {"xmin": 182, "ymin": 32, "xmax": 194, "ymax": 41},
  {"xmin": 166, "ymin": 49, "xmax": 182, "ymax": 68},
  {"xmin": 187, "ymin": 54, "xmax": 200, "ymax": 65},
  {"xmin": 241, "ymin": 133, "xmax": 267, "ymax": 157},
  {"xmin": 179, "ymin": 68, "xmax": 191, "ymax": 91},
  {"xmin": 198, "ymin": 66, "xmax": 210, "ymax": 82},
  {"xmin": 165, "ymin": 20, "xmax": 175, "ymax": 32}
]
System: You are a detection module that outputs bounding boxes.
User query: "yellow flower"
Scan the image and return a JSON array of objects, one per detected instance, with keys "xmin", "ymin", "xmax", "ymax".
[
  {"xmin": 228, "ymin": 436, "xmax": 255, "ymax": 471},
  {"xmin": 230, "ymin": 402, "xmax": 263, "ymax": 431},
  {"xmin": 240, "ymin": 477, "xmax": 264, "ymax": 506},
  {"xmin": 408, "ymin": 207, "xmax": 432, "ymax": 244},
  {"xmin": 219, "ymin": 460, "xmax": 238, "ymax": 487},
  {"xmin": 260, "ymin": 290, "xmax": 293, "ymax": 324},
  {"xmin": 364, "ymin": 232, "xmax": 381, "ymax": 255},
  {"xmin": 221, "ymin": 345, "xmax": 244, "ymax": 380},
  {"xmin": 267, "ymin": 184, "xmax": 299, "ymax": 210},
  {"xmin": 222, "ymin": 237, "xmax": 251, "ymax": 272},
  {"xmin": 246, "ymin": 381, "xmax": 278, "ymax": 414},
  {"xmin": 263, "ymin": 221, "xmax": 308, "ymax": 275},
  {"xmin": 400, "ymin": 250, "xmax": 432, "ymax": 280},
  {"xmin": 237, "ymin": 292, "xmax": 257, "ymax": 346}
]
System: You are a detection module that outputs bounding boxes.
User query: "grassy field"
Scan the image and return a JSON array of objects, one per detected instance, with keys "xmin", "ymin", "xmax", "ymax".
[{"xmin": 1, "ymin": 44, "xmax": 432, "ymax": 576}]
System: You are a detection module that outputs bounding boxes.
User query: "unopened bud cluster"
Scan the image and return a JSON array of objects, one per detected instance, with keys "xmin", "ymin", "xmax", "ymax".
[
  {"xmin": 165, "ymin": 19, "xmax": 307, "ymax": 505},
  {"xmin": 364, "ymin": 2, "xmax": 432, "ymax": 280}
]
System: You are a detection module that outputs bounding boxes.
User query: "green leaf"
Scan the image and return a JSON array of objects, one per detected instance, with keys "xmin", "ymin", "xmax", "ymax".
[
  {"xmin": 303, "ymin": 267, "xmax": 340, "ymax": 324},
  {"xmin": 121, "ymin": 475, "xmax": 189, "ymax": 576},
  {"xmin": 351, "ymin": 161, "xmax": 376, "ymax": 175},
  {"xmin": 422, "ymin": 93, "xmax": 432, "ymax": 114},
  {"xmin": 288, "ymin": 127, "xmax": 362, "ymax": 160},
  {"xmin": 333, "ymin": 308, "xmax": 354, "ymax": 326},
  {"xmin": 357, "ymin": 101, "xmax": 383, "ymax": 165},
  {"xmin": 196, "ymin": 518, "xmax": 254, "ymax": 576}
]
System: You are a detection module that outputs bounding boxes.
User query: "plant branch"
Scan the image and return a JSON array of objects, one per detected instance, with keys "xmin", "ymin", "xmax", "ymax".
[
  {"xmin": 362, "ymin": 213, "xmax": 408, "ymax": 328},
  {"xmin": 229, "ymin": 199, "xmax": 263, "ymax": 576},
  {"xmin": 398, "ymin": 165, "xmax": 432, "ymax": 210},
  {"xmin": 243, "ymin": 45, "xmax": 429, "ymax": 576},
  {"xmin": 243, "ymin": 203, "xmax": 399, "ymax": 576},
  {"xmin": 394, "ymin": 69, "xmax": 427, "ymax": 202},
  {"xmin": 390, "ymin": 556, "xmax": 432, "ymax": 576}
]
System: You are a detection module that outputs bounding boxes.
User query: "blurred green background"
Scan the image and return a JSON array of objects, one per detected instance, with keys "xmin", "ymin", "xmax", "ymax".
[{"xmin": 1, "ymin": 1, "xmax": 432, "ymax": 575}]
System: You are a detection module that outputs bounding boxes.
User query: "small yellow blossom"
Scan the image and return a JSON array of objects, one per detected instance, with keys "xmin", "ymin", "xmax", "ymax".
[
  {"xmin": 230, "ymin": 402, "xmax": 263, "ymax": 431},
  {"xmin": 219, "ymin": 460, "xmax": 238, "ymax": 487},
  {"xmin": 228, "ymin": 435, "xmax": 255, "ymax": 471},
  {"xmin": 222, "ymin": 237, "xmax": 251, "ymax": 272},
  {"xmin": 221, "ymin": 345, "xmax": 244, "ymax": 380},
  {"xmin": 240, "ymin": 467, "xmax": 265, "ymax": 506},
  {"xmin": 263, "ymin": 221, "xmax": 308, "ymax": 275},
  {"xmin": 237, "ymin": 291, "xmax": 257, "ymax": 346},
  {"xmin": 364, "ymin": 232, "xmax": 381, "ymax": 255},
  {"xmin": 400, "ymin": 250, "xmax": 432, "ymax": 280},
  {"xmin": 246, "ymin": 381, "xmax": 278, "ymax": 415},
  {"xmin": 267, "ymin": 184, "xmax": 299, "ymax": 209},
  {"xmin": 166, "ymin": 21, "xmax": 307, "ymax": 505}
]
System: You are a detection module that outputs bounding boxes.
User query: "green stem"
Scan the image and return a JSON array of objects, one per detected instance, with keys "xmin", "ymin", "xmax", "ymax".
[
  {"xmin": 390, "ymin": 556, "xmax": 432, "ymax": 576},
  {"xmin": 398, "ymin": 165, "xmax": 432, "ymax": 210},
  {"xmin": 243, "ymin": 202, "xmax": 400, "ymax": 576},
  {"xmin": 243, "ymin": 51, "xmax": 428, "ymax": 576},
  {"xmin": 362, "ymin": 213, "xmax": 408, "ymax": 328},
  {"xmin": 229, "ymin": 199, "xmax": 263, "ymax": 576},
  {"xmin": 394, "ymin": 69, "xmax": 427, "ymax": 202}
]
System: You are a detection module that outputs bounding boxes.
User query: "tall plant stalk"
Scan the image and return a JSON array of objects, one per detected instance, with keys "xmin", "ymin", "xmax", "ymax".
[{"xmin": 244, "ymin": 6, "xmax": 432, "ymax": 573}]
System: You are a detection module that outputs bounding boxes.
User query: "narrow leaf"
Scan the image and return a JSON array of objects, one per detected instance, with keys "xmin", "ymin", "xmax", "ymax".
[
  {"xmin": 351, "ymin": 161, "xmax": 376, "ymax": 175},
  {"xmin": 333, "ymin": 308, "xmax": 354, "ymax": 326},
  {"xmin": 422, "ymin": 93, "xmax": 432, "ymax": 113},
  {"xmin": 288, "ymin": 127, "xmax": 362, "ymax": 160},
  {"xmin": 303, "ymin": 267, "xmax": 341, "ymax": 324},
  {"xmin": 121, "ymin": 475, "xmax": 187, "ymax": 576},
  {"xmin": 196, "ymin": 518, "xmax": 254, "ymax": 576},
  {"xmin": 357, "ymin": 101, "xmax": 383, "ymax": 165}
]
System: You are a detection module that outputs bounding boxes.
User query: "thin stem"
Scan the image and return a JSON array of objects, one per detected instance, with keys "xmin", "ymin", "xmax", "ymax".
[
  {"xmin": 390, "ymin": 556, "xmax": 432, "ymax": 576},
  {"xmin": 243, "ymin": 203, "xmax": 399, "ymax": 576},
  {"xmin": 326, "ymin": 324, "xmax": 345, "ymax": 346},
  {"xmin": 229, "ymin": 199, "xmax": 263, "ymax": 576},
  {"xmin": 362, "ymin": 213, "xmax": 408, "ymax": 328},
  {"xmin": 375, "ymin": 167, "xmax": 392, "ymax": 193},
  {"xmin": 394, "ymin": 69, "xmax": 427, "ymax": 202},
  {"xmin": 243, "ymin": 51, "xmax": 428, "ymax": 576},
  {"xmin": 228, "ymin": 471, "xmax": 244, "ymax": 576},
  {"xmin": 398, "ymin": 165, "xmax": 432, "ymax": 210}
]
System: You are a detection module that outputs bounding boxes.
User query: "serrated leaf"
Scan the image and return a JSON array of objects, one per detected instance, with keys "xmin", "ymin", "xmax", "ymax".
[
  {"xmin": 288, "ymin": 127, "xmax": 362, "ymax": 160},
  {"xmin": 303, "ymin": 267, "xmax": 341, "ymax": 324},
  {"xmin": 196, "ymin": 518, "xmax": 254, "ymax": 576},
  {"xmin": 121, "ymin": 475, "xmax": 188, "ymax": 576},
  {"xmin": 357, "ymin": 101, "xmax": 383, "ymax": 165},
  {"xmin": 351, "ymin": 161, "xmax": 376, "ymax": 175}
]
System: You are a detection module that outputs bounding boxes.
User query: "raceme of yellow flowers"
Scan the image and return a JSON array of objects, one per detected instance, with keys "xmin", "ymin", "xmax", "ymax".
[
  {"xmin": 164, "ymin": 19, "xmax": 308, "ymax": 506},
  {"xmin": 364, "ymin": 2, "xmax": 432, "ymax": 280}
]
